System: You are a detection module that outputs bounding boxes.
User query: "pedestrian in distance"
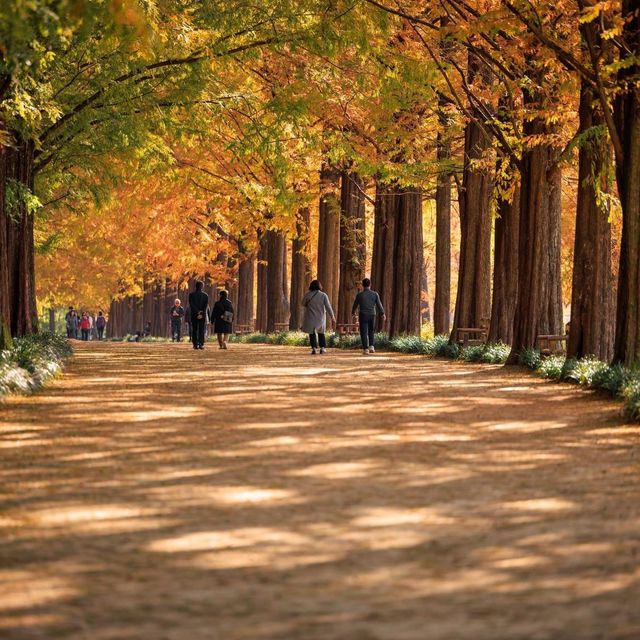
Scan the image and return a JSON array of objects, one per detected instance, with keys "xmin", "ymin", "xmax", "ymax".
[
  {"xmin": 143, "ymin": 321, "xmax": 152, "ymax": 337},
  {"xmin": 79, "ymin": 312, "xmax": 91, "ymax": 341},
  {"xmin": 95, "ymin": 310, "xmax": 106, "ymax": 340},
  {"xmin": 301, "ymin": 279, "xmax": 336, "ymax": 355},
  {"xmin": 211, "ymin": 290, "xmax": 234, "ymax": 349},
  {"xmin": 65, "ymin": 306, "xmax": 78, "ymax": 339},
  {"xmin": 352, "ymin": 278, "xmax": 385, "ymax": 354},
  {"xmin": 169, "ymin": 298, "xmax": 185, "ymax": 342},
  {"xmin": 188, "ymin": 281, "xmax": 209, "ymax": 350}
]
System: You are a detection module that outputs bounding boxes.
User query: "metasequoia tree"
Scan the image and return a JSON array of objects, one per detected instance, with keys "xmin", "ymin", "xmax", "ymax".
[
  {"xmin": 317, "ymin": 164, "xmax": 341, "ymax": 309},
  {"xmin": 337, "ymin": 171, "xmax": 366, "ymax": 325},
  {"xmin": 290, "ymin": 207, "xmax": 312, "ymax": 330}
]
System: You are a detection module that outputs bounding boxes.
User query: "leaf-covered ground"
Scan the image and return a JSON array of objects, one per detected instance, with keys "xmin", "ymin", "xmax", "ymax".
[{"xmin": 1, "ymin": 342, "xmax": 639, "ymax": 639}]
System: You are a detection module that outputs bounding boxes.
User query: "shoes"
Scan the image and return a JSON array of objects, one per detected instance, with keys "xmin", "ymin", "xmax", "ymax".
[
  {"xmin": 369, "ymin": 346, "xmax": 375, "ymax": 353},
  {"xmin": 222, "ymin": 343, "xmax": 228, "ymax": 350},
  {"xmin": 320, "ymin": 347, "xmax": 326, "ymax": 354},
  {"xmin": 311, "ymin": 349, "xmax": 317, "ymax": 355},
  {"xmin": 362, "ymin": 349, "xmax": 369, "ymax": 355},
  {"xmin": 198, "ymin": 345, "xmax": 204, "ymax": 350}
]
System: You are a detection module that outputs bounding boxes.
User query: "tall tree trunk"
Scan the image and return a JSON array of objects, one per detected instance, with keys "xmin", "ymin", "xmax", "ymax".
[
  {"xmin": 0, "ymin": 143, "xmax": 11, "ymax": 348},
  {"xmin": 371, "ymin": 182, "xmax": 423, "ymax": 336},
  {"xmin": 265, "ymin": 228, "xmax": 289, "ymax": 332},
  {"xmin": 612, "ymin": 3, "xmax": 640, "ymax": 365},
  {"xmin": 236, "ymin": 255, "xmax": 255, "ymax": 328},
  {"xmin": 317, "ymin": 164, "xmax": 341, "ymax": 311},
  {"xmin": 5, "ymin": 133, "xmax": 37, "ymax": 337},
  {"xmin": 507, "ymin": 86, "xmax": 563, "ymax": 362},
  {"xmin": 434, "ymin": 18, "xmax": 453, "ymax": 336},
  {"xmin": 450, "ymin": 118, "xmax": 492, "ymax": 340},
  {"xmin": 255, "ymin": 233, "xmax": 268, "ymax": 333},
  {"xmin": 337, "ymin": 171, "xmax": 366, "ymax": 325},
  {"xmin": 389, "ymin": 188, "xmax": 423, "ymax": 337},
  {"xmin": 434, "ymin": 128, "xmax": 452, "ymax": 336},
  {"xmin": 547, "ymin": 163, "xmax": 564, "ymax": 336},
  {"xmin": 290, "ymin": 207, "xmax": 312, "ymax": 330},
  {"xmin": 371, "ymin": 183, "xmax": 399, "ymax": 332},
  {"xmin": 488, "ymin": 182, "xmax": 520, "ymax": 345},
  {"xmin": 568, "ymin": 81, "xmax": 614, "ymax": 361}
]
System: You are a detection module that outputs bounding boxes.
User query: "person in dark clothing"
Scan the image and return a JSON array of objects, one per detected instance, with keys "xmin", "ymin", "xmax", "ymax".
[
  {"xmin": 188, "ymin": 281, "xmax": 209, "ymax": 349},
  {"xmin": 95, "ymin": 310, "xmax": 106, "ymax": 340},
  {"xmin": 143, "ymin": 321, "xmax": 152, "ymax": 337},
  {"xmin": 352, "ymin": 278, "xmax": 386, "ymax": 354},
  {"xmin": 169, "ymin": 298, "xmax": 185, "ymax": 342},
  {"xmin": 211, "ymin": 290, "xmax": 234, "ymax": 349}
]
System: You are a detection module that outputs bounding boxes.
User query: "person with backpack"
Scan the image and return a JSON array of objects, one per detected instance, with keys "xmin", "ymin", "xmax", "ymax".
[
  {"xmin": 211, "ymin": 290, "xmax": 234, "ymax": 349},
  {"xmin": 79, "ymin": 312, "xmax": 91, "ymax": 341},
  {"xmin": 301, "ymin": 280, "xmax": 336, "ymax": 355},
  {"xmin": 352, "ymin": 278, "xmax": 385, "ymax": 354},
  {"xmin": 95, "ymin": 310, "xmax": 106, "ymax": 340},
  {"xmin": 169, "ymin": 299, "xmax": 185, "ymax": 342},
  {"xmin": 188, "ymin": 281, "xmax": 209, "ymax": 350}
]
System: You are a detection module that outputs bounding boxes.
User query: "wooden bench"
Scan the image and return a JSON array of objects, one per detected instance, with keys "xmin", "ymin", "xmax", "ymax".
[
  {"xmin": 456, "ymin": 327, "xmax": 488, "ymax": 347},
  {"xmin": 537, "ymin": 334, "xmax": 568, "ymax": 355},
  {"xmin": 234, "ymin": 323, "xmax": 254, "ymax": 335},
  {"xmin": 337, "ymin": 322, "xmax": 360, "ymax": 337},
  {"xmin": 274, "ymin": 322, "xmax": 290, "ymax": 332}
]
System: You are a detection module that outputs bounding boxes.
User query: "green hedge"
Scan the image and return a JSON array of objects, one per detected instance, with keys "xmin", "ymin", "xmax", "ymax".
[{"xmin": 0, "ymin": 333, "xmax": 72, "ymax": 398}]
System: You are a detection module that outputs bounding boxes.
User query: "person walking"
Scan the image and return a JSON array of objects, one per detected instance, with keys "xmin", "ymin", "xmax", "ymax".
[
  {"xmin": 95, "ymin": 310, "xmax": 106, "ymax": 340},
  {"xmin": 169, "ymin": 299, "xmax": 185, "ymax": 342},
  {"xmin": 352, "ymin": 278, "xmax": 385, "ymax": 354},
  {"xmin": 301, "ymin": 280, "xmax": 336, "ymax": 355},
  {"xmin": 65, "ymin": 306, "xmax": 78, "ymax": 339},
  {"xmin": 211, "ymin": 290, "xmax": 234, "ymax": 349},
  {"xmin": 188, "ymin": 281, "xmax": 209, "ymax": 350},
  {"xmin": 79, "ymin": 312, "xmax": 91, "ymax": 341}
]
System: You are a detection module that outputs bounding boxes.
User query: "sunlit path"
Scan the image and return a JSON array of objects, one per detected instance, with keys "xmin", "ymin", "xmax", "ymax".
[{"xmin": 1, "ymin": 342, "xmax": 639, "ymax": 639}]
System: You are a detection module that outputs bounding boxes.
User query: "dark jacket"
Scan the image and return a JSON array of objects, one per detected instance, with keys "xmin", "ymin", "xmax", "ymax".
[
  {"xmin": 188, "ymin": 290, "xmax": 209, "ymax": 322},
  {"xmin": 212, "ymin": 299, "xmax": 234, "ymax": 334},
  {"xmin": 169, "ymin": 305, "xmax": 185, "ymax": 323},
  {"xmin": 352, "ymin": 289, "xmax": 385, "ymax": 316}
]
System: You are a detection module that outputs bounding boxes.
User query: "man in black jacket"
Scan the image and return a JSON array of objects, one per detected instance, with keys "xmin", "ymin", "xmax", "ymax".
[{"xmin": 188, "ymin": 281, "xmax": 209, "ymax": 349}]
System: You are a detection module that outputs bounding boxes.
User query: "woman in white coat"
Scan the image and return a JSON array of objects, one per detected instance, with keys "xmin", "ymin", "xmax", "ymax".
[{"xmin": 301, "ymin": 280, "xmax": 336, "ymax": 355}]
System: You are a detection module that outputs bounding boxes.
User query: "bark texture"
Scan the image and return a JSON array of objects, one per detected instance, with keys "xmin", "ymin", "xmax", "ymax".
[
  {"xmin": 290, "ymin": 208, "xmax": 312, "ymax": 330},
  {"xmin": 337, "ymin": 171, "xmax": 366, "ymax": 326},
  {"xmin": 508, "ymin": 86, "xmax": 564, "ymax": 362},
  {"xmin": 317, "ymin": 164, "xmax": 341, "ymax": 310}
]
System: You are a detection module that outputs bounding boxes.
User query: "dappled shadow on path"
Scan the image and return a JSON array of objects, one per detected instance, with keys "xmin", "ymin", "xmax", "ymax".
[{"xmin": 1, "ymin": 342, "xmax": 639, "ymax": 640}]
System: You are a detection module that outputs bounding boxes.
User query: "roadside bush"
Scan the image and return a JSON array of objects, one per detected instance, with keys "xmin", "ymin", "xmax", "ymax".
[
  {"xmin": 621, "ymin": 379, "xmax": 640, "ymax": 421},
  {"xmin": 565, "ymin": 356, "xmax": 608, "ymax": 386},
  {"xmin": 538, "ymin": 355, "xmax": 565, "ymax": 380},
  {"xmin": 481, "ymin": 342, "xmax": 511, "ymax": 364},
  {"xmin": 390, "ymin": 335, "xmax": 426, "ymax": 354},
  {"xmin": 0, "ymin": 333, "xmax": 72, "ymax": 398},
  {"xmin": 519, "ymin": 348, "xmax": 541, "ymax": 370},
  {"xmin": 461, "ymin": 344, "xmax": 485, "ymax": 362}
]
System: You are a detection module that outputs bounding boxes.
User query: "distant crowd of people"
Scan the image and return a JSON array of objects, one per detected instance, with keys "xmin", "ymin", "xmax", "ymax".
[
  {"xmin": 64, "ymin": 276, "xmax": 384, "ymax": 355},
  {"xmin": 65, "ymin": 307, "xmax": 107, "ymax": 341}
]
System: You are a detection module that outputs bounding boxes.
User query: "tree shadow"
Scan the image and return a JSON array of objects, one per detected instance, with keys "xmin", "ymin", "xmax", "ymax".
[{"xmin": 0, "ymin": 343, "xmax": 638, "ymax": 639}]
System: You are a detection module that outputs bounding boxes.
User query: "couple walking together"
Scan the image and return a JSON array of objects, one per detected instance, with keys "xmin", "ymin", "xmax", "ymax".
[
  {"xmin": 188, "ymin": 281, "xmax": 234, "ymax": 350},
  {"xmin": 301, "ymin": 278, "xmax": 385, "ymax": 355}
]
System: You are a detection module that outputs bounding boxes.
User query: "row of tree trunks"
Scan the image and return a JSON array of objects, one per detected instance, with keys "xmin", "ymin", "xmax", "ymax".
[
  {"xmin": 317, "ymin": 164, "xmax": 341, "ymax": 310},
  {"xmin": 337, "ymin": 171, "xmax": 366, "ymax": 325},
  {"xmin": 255, "ymin": 233, "xmax": 268, "ymax": 332},
  {"xmin": 371, "ymin": 183, "xmax": 423, "ymax": 336},
  {"xmin": 290, "ymin": 208, "xmax": 312, "ymax": 330},
  {"xmin": 0, "ymin": 132, "xmax": 38, "ymax": 346}
]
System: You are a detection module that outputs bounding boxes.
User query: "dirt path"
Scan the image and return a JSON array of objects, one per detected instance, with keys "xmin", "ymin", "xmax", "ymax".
[{"xmin": 1, "ymin": 342, "xmax": 639, "ymax": 640}]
